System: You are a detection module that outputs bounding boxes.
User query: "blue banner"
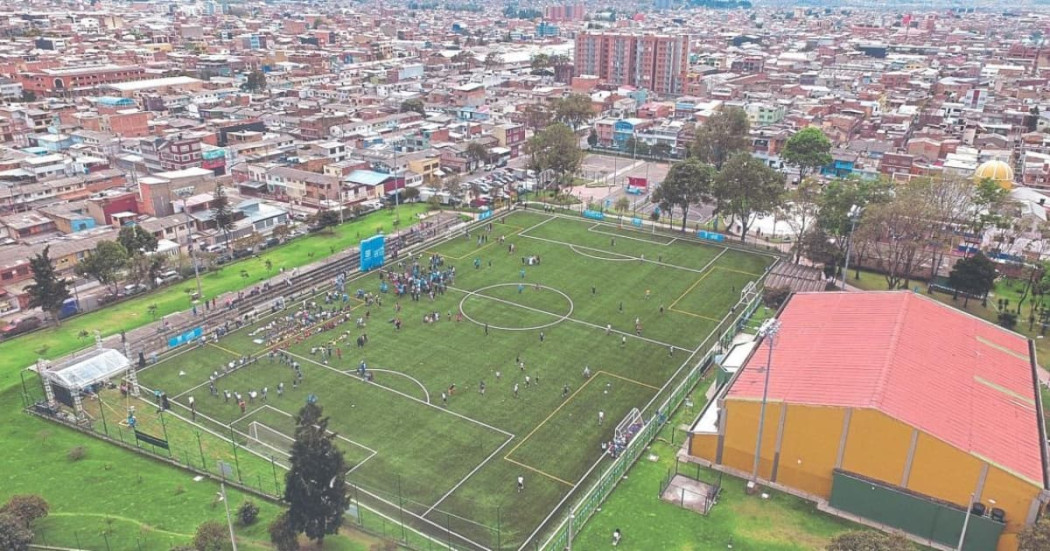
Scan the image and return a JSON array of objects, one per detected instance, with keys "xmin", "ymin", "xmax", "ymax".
[
  {"xmin": 360, "ymin": 234, "xmax": 386, "ymax": 272},
  {"xmin": 625, "ymin": 186, "xmax": 644, "ymax": 195},
  {"xmin": 583, "ymin": 210, "xmax": 605, "ymax": 221},
  {"xmin": 697, "ymin": 230, "xmax": 725, "ymax": 242},
  {"xmin": 168, "ymin": 326, "xmax": 203, "ymax": 348},
  {"xmin": 478, "ymin": 209, "xmax": 493, "ymax": 221},
  {"xmin": 631, "ymin": 217, "xmax": 643, "ymax": 227}
]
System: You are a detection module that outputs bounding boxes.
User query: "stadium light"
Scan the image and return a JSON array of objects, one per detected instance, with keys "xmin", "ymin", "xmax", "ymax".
[{"xmin": 750, "ymin": 318, "xmax": 781, "ymax": 489}]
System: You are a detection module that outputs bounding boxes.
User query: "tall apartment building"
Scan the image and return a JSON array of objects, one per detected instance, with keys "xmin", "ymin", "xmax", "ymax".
[
  {"xmin": 544, "ymin": 3, "xmax": 585, "ymax": 22},
  {"xmin": 574, "ymin": 32, "xmax": 690, "ymax": 96}
]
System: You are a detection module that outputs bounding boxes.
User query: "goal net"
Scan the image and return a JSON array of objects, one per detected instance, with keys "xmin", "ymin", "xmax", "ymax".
[
  {"xmin": 615, "ymin": 407, "xmax": 644, "ymax": 443},
  {"xmin": 247, "ymin": 421, "xmax": 294, "ymax": 458}
]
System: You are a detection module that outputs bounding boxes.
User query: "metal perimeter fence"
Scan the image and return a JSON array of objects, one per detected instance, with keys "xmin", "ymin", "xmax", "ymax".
[
  {"xmin": 530, "ymin": 281, "xmax": 767, "ymax": 551},
  {"xmin": 18, "ymin": 206, "xmax": 774, "ymax": 551},
  {"xmin": 658, "ymin": 457, "xmax": 723, "ymax": 516}
]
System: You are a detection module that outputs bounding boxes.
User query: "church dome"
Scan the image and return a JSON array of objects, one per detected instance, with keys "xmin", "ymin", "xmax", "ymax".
[{"xmin": 973, "ymin": 160, "xmax": 1014, "ymax": 189}]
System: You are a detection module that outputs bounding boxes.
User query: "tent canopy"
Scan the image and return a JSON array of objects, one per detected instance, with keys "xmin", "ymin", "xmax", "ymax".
[{"xmin": 46, "ymin": 348, "xmax": 130, "ymax": 390}]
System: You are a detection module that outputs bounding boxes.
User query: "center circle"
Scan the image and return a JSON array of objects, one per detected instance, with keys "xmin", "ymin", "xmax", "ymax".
[{"xmin": 458, "ymin": 283, "xmax": 574, "ymax": 331}]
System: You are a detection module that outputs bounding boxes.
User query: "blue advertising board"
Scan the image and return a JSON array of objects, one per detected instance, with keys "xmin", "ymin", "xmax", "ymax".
[
  {"xmin": 697, "ymin": 230, "xmax": 726, "ymax": 242},
  {"xmin": 168, "ymin": 326, "xmax": 203, "ymax": 348},
  {"xmin": 478, "ymin": 209, "xmax": 493, "ymax": 221},
  {"xmin": 582, "ymin": 210, "xmax": 605, "ymax": 221},
  {"xmin": 631, "ymin": 217, "xmax": 643, "ymax": 227},
  {"xmin": 360, "ymin": 234, "xmax": 386, "ymax": 272}
]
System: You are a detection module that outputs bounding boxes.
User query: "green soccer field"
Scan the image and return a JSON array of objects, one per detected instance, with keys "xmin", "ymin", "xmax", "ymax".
[{"xmin": 130, "ymin": 210, "xmax": 775, "ymax": 549}]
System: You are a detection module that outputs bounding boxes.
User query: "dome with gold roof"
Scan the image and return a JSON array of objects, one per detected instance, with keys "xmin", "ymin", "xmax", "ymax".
[{"xmin": 973, "ymin": 160, "xmax": 1015, "ymax": 190}]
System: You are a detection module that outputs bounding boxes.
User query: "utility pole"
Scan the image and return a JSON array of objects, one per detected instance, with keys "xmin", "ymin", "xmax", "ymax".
[
  {"xmin": 840, "ymin": 205, "xmax": 862, "ymax": 291},
  {"xmin": 220, "ymin": 483, "xmax": 238, "ymax": 551}
]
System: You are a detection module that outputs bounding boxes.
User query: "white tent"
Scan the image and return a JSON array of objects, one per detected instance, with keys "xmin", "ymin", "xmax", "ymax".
[{"xmin": 46, "ymin": 348, "xmax": 130, "ymax": 391}]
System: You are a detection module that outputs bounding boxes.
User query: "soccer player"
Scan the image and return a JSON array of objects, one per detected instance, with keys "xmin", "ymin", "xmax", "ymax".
[
  {"xmin": 517, "ymin": 475, "xmax": 524, "ymax": 493},
  {"xmin": 598, "ymin": 410, "xmax": 605, "ymax": 425}
]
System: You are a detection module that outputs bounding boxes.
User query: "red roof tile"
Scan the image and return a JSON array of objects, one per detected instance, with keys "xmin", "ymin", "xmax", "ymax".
[{"xmin": 729, "ymin": 291, "xmax": 1046, "ymax": 486}]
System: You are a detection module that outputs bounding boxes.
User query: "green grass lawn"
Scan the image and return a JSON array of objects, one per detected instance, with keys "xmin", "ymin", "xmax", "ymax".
[
  {"xmin": 0, "ymin": 204, "xmax": 428, "ymax": 390},
  {"xmin": 574, "ymin": 378, "xmax": 861, "ymax": 550},
  {"xmin": 105, "ymin": 211, "xmax": 776, "ymax": 549},
  {"xmin": 0, "ymin": 206, "xmax": 435, "ymax": 551}
]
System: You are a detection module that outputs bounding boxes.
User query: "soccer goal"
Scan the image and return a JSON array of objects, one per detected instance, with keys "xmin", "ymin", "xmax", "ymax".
[
  {"xmin": 247, "ymin": 420, "xmax": 294, "ymax": 458},
  {"xmin": 615, "ymin": 407, "xmax": 645, "ymax": 443}
]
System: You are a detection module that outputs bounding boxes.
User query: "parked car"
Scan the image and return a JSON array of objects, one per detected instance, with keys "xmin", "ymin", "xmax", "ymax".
[
  {"xmin": 1, "ymin": 316, "xmax": 42, "ymax": 339},
  {"xmin": 265, "ymin": 237, "xmax": 280, "ymax": 248},
  {"xmin": 232, "ymin": 248, "xmax": 253, "ymax": 260},
  {"xmin": 123, "ymin": 283, "xmax": 147, "ymax": 296}
]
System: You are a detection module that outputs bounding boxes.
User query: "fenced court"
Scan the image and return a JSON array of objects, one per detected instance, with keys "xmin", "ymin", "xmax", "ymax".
[{"xmin": 24, "ymin": 208, "xmax": 775, "ymax": 550}]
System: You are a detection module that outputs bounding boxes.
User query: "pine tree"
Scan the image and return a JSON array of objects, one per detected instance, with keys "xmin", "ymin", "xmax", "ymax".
[
  {"xmin": 212, "ymin": 185, "xmax": 235, "ymax": 247},
  {"xmin": 26, "ymin": 246, "xmax": 70, "ymax": 325},
  {"xmin": 283, "ymin": 402, "xmax": 348, "ymax": 545}
]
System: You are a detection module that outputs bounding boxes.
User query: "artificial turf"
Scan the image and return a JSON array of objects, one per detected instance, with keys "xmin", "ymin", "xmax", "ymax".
[{"xmin": 110, "ymin": 210, "xmax": 775, "ymax": 549}]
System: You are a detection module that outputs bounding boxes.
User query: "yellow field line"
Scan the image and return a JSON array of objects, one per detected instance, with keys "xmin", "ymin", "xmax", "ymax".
[
  {"xmin": 599, "ymin": 370, "xmax": 661, "ymax": 391},
  {"xmin": 208, "ymin": 342, "xmax": 243, "ymax": 357},
  {"xmin": 503, "ymin": 374, "xmax": 599, "ymax": 458},
  {"xmin": 668, "ymin": 269, "xmax": 715, "ymax": 311},
  {"xmin": 503, "ymin": 457, "xmax": 575, "ymax": 487},
  {"xmin": 668, "ymin": 308, "xmax": 722, "ymax": 323}
]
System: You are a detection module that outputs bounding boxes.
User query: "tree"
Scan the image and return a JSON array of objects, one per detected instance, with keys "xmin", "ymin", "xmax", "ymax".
[
  {"xmin": 614, "ymin": 196, "xmax": 630, "ymax": 214},
  {"xmin": 552, "ymin": 94, "xmax": 594, "ymax": 130},
  {"xmin": 484, "ymin": 51, "xmax": 502, "ymax": 69},
  {"xmin": 212, "ymin": 184, "xmax": 235, "ymax": 246},
  {"xmin": 233, "ymin": 232, "xmax": 263, "ymax": 252},
  {"xmin": 781, "ymin": 127, "xmax": 832, "ymax": 183},
  {"xmin": 193, "ymin": 521, "xmax": 232, "ymax": 551},
  {"xmin": 272, "ymin": 224, "xmax": 292, "ymax": 241},
  {"xmin": 623, "ymin": 136, "xmax": 650, "ymax": 156},
  {"xmin": 521, "ymin": 103, "xmax": 552, "ymax": 132},
  {"xmin": 855, "ymin": 183, "xmax": 936, "ymax": 290},
  {"xmin": 1, "ymin": 495, "xmax": 48, "ymax": 529},
  {"xmin": 399, "ymin": 98, "xmax": 425, "ymax": 116},
  {"xmin": 76, "ymin": 240, "xmax": 128, "ymax": 293},
  {"xmin": 525, "ymin": 123, "xmax": 584, "ymax": 191},
  {"xmin": 530, "ymin": 53, "xmax": 550, "ymax": 71},
  {"xmin": 269, "ymin": 511, "xmax": 299, "ymax": 551},
  {"xmin": 948, "ymin": 252, "xmax": 998, "ymax": 307},
  {"xmin": 25, "ymin": 247, "xmax": 70, "ymax": 326},
  {"xmin": 241, "ymin": 69, "xmax": 267, "ymax": 93},
  {"xmin": 0, "ymin": 514, "xmax": 32, "ymax": 551},
  {"xmin": 464, "ymin": 141, "xmax": 490, "ymax": 169},
  {"xmin": 587, "ymin": 129, "xmax": 598, "ymax": 148},
  {"xmin": 401, "ymin": 186, "xmax": 420, "ymax": 202},
  {"xmin": 311, "ymin": 210, "xmax": 341, "ymax": 232},
  {"xmin": 816, "ymin": 176, "xmax": 892, "ymax": 279},
  {"xmin": 1026, "ymin": 106, "xmax": 1040, "ymax": 133},
  {"xmin": 800, "ymin": 226, "xmax": 843, "ymax": 277},
  {"xmin": 691, "ymin": 106, "xmax": 751, "ymax": 170},
  {"xmin": 1019, "ymin": 517, "xmax": 1050, "ymax": 551},
  {"xmin": 118, "ymin": 224, "xmax": 159, "ymax": 256},
  {"xmin": 713, "ymin": 153, "xmax": 786, "ymax": 242},
  {"xmin": 650, "ymin": 142, "xmax": 673, "ymax": 158},
  {"xmin": 826, "ymin": 530, "xmax": 912, "ymax": 551},
  {"xmin": 652, "ymin": 159, "xmax": 716, "ymax": 232},
  {"xmin": 284, "ymin": 401, "xmax": 349, "ymax": 546},
  {"xmin": 781, "ymin": 178, "xmax": 821, "ymax": 263}
]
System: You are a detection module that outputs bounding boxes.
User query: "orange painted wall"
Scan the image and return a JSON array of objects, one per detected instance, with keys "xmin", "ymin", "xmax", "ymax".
[
  {"xmin": 689, "ymin": 432, "xmax": 718, "ymax": 461},
  {"xmin": 776, "ymin": 405, "xmax": 845, "ymax": 496},
  {"xmin": 981, "ymin": 465, "xmax": 1043, "ymax": 551},
  {"xmin": 721, "ymin": 400, "xmax": 783, "ymax": 480},
  {"xmin": 907, "ymin": 432, "xmax": 984, "ymax": 507},
  {"xmin": 841, "ymin": 409, "xmax": 913, "ymax": 487}
]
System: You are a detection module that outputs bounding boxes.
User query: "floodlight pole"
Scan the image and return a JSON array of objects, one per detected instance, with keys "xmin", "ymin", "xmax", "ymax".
[
  {"xmin": 750, "ymin": 319, "xmax": 781, "ymax": 487},
  {"xmin": 220, "ymin": 483, "xmax": 238, "ymax": 551},
  {"xmin": 956, "ymin": 492, "xmax": 975, "ymax": 551}
]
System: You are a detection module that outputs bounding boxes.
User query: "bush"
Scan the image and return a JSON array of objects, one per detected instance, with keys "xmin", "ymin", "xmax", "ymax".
[
  {"xmin": 193, "ymin": 521, "xmax": 232, "ymax": 551},
  {"xmin": 998, "ymin": 310, "xmax": 1018, "ymax": 329},
  {"xmin": 826, "ymin": 530, "xmax": 912, "ymax": 551},
  {"xmin": 1, "ymin": 495, "xmax": 49, "ymax": 528},
  {"xmin": 237, "ymin": 500, "xmax": 259, "ymax": 526},
  {"xmin": 762, "ymin": 286, "xmax": 791, "ymax": 309},
  {"xmin": 67, "ymin": 445, "xmax": 86, "ymax": 461},
  {"xmin": 0, "ymin": 513, "xmax": 32, "ymax": 551},
  {"xmin": 269, "ymin": 511, "xmax": 299, "ymax": 551}
]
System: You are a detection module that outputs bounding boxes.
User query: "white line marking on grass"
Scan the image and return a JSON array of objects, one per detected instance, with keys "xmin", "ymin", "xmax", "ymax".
[
  {"xmin": 458, "ymin": 283, "xmax": 575, "ymax": 331},
  {"xmin": 587, "ymin": 223, "xmax": 675, "ymax": 246},
  {"xmin": 519, "ymin": 232, "xmax": 707, "ymax": 273},
  {"xmin": 369, "ymin": 368, "xmax": 431, "ymax": 403},
  {"xmin": 423, "ymin": 433, "xmax": 515, "ymax": 517},
  {"xmin": 283, "ymin": 350, "xmax": 515, "ymax": 438},
  {"xmin": 516, "ymin": 213, "xmax": 556, "ymax": 236},
  {"xmin": 568, "ymin": 244, "xmax": 633, "ymax": 262},
  {"xmin": 448, "ymin": 286, "xmax": 680, "ymax": 349}
]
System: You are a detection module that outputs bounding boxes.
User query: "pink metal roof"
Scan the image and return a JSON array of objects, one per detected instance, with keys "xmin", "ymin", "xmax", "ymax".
[{"xmin": 729, "ymin": 291, "xmax": 1046, "ymax": 486}]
